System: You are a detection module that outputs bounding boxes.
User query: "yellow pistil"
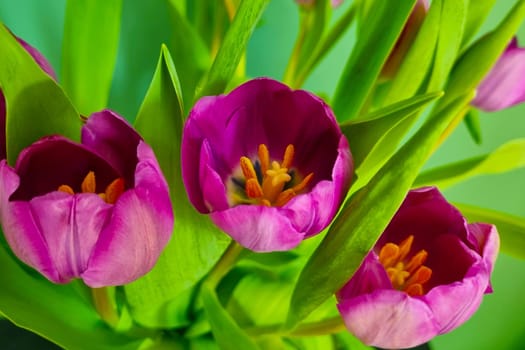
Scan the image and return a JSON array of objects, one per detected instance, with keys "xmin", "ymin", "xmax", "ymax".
[
  {"xmin": 378, "ymin": 235, "xmax": 432, "ymax": 296},
  {"xmin": 237, "ymin": 144, "xmax": 313, "ymax": 207},
  {"xmin": 57, "ymin": 171, "xmax": 125, "ymax": 204}
]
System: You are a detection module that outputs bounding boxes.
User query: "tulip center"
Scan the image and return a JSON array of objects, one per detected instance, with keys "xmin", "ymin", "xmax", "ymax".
[
  {"xmin": 231, "ymin": 144, "xmax": 314, "ymax": 207},
  {"xmin": 378, "ymin": 235, "xmax": 432, "ymax": 296},
  {"xmin": 57, "ymin": 171, "xmax": 125, "ymax": 204}
]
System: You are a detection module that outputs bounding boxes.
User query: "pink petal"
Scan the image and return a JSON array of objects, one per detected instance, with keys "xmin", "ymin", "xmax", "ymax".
[{"xmin": 337, "ymin": 290, "xmax": 440, "ymax": 348}]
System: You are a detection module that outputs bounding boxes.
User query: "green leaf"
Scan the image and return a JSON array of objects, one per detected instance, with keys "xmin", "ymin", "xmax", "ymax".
[
  {"xmin": 333, "ymin": 332, "xmax": 373, "ymax": 350},
  {"xmin": 166, "ymin": 0, "xmax": 210, "ymax": 113},
  {"xmin": 342, "ymin": 91, "xmax": 443, "ymax": 191},
  {"xmin": 0, "ymin": 242, "xmax": 145, "ymax": 350},
  {"xmin": 464, "ymin": 108, "xmax": 482, "ymax": 144},
  {"xmin": 198, "ymin": 0, "xmax": 270, "ymax": 97},
  {"xmin": 443, "ymin": 0, "xmax": 525, "ymax": 107},
  {"xmin": 461, "ymin": 0, "xmax": 498, "ymax": 47},
  {"xmin": 455, "ymin": 204, "xmax": 525, "ymax": 260},
  {"xmin": 415, "ymin": 139, "xmax": 525, "ymax": 189},
  {"xmin": 62, "ymin": 0, "xmax": 122, "ymax": 115},
  {"xmin": 427, "ymin": 0, "xmax": 467, "ymax": 91},
  {"xmin": 129, "ymin": 46, "xmax": 229, "ymax": 328},
  {"xmin": 382, "ymin": 0, "xmax": 442, "ymax": 105},
  {"xmin": 201, "ymin": 284, "xmax": 260, "ymax": 350},
  {"xmin": 332, "ymin": 0, "xmax": 416, "ymax": 121},
  {"xmin": 286, "ymin": 92, "xmax": 474, "ymax": 327},
  {"xmin": 0, "ymin": 23, "xmax": 80, "ymax": 165}
]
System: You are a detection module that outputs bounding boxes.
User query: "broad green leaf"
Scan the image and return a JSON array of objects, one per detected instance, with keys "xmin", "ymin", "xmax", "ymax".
[
  {"xmin": 461, "ymin": 0, "xmax": 498, "ymax": 47},
  {"xmin": 464, "ymin": 108, "xmax": 482, "ymax": 144},
  {"xmin": 332, "ymin": 0, "xmax": 416, "ymax": 121},
  {"xmin": 166, "ymin": 0, "xmax": 210, "ymax": 112},
  {"xmin": 0, "ymin": 23, "xmax": 80, "ymax": 165},
  {"xmin": 414, "ymin": 139, "xmax": 525, "ymax": 189},
  {"xmin": 382, "ymin": 0, "xmax": 441, "ymax": 105},
  {"xmin": 286, "ymin": 92, "xmax": 473, "ymax": 327},
  {"xmin": 443, "ymin": 0, "xmax": 525, "ymax": 107},
  {"xmin": 0, "ymin": 242, "xmax": 145, "ymax": 350},
  {"xmin": 198, "ymin": 0, "xmax": 270, "ymax": 97},
  {"xmin": 62, "ymin": 0, "xmax": 122, "ymax": 115},
  {"xmin": 343, "ymin": 91, "xmax": 443, "ymax": 191},
  {"xmin": 201, "ymin": 284, "xmax": 260, "ymax": 350},
  {"xmin": 129, "ymin": 46, "xmax": 229, "ymax": 328},
  {"xmin": 455, "ymin": 204, "xmax": 525, "ymax": 260},
  {"xmin": 427, "ymin": 0, "xmax": 467, "ymax": 91}
]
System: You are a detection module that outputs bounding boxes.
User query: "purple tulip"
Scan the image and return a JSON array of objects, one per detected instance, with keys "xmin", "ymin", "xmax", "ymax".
[
  {"xmin": 336, "ymin": 187, "xmax": 499, "ymax": 349},
  {"xmin": 1, "ymin": 35, "xmax": 57, "ymax": 160},
  {"xmin": 0, "ymin": 110, "xmax": 173, "ymax": 287},
  {"xmin": 181, "ymin": 78, "xmax": 352, "ymax": 252},
  {"xmin": 472, "ymin": 37, "xmax": 525, "ymax": 112}
]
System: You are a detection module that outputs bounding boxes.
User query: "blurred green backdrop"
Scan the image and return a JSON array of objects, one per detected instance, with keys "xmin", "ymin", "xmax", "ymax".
[{"xmin": 0, "ymin": 1, "xmax": 524, "ymax": 349}]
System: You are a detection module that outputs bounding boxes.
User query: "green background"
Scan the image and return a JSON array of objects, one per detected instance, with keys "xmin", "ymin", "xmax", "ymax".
[{"xmin": 0, "ymin": 0, "xmax": 524, "ymax": 349}]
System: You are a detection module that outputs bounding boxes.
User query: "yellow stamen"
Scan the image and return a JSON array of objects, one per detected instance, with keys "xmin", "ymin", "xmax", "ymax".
[
  {"xmin": 281, "ymin": 144, "xmax": 294, "ymax": 169},
  {"xmin": 105, "ymin": 178, "xmax": 125, "ymax": 204},
  {"xmin": 57, "ymin": 171, "xmax": 125, "ymax": 204},
  {"xmin": 58, "ymin": 184, "xmax": 74, "ymax": 195},
  {"xmin": 378, "ymin": 235, "xmax": 432, "ymax": 296},
  {"xmin": 258, "ymin": 144, "xmax": 270, "ymax": 174},
  {"xmin": 234, "ymin": 144, "xmax": 314, "ymax": 207},
  {"xmin": 81, "ymin": 171, "xmax": 96, "ymax": 193},
  {"xmin": 246, "ymin": 178, "xmax": 264, "ymax": 199},
  {"xmin": 240, "ymin": 156, "xmax": 257, "ymax": 180}
]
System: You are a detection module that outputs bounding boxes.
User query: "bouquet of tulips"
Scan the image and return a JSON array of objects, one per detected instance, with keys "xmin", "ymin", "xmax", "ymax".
[{"xmin": 0, "ymin": 0, "xmax": 524, "ymax": 349}]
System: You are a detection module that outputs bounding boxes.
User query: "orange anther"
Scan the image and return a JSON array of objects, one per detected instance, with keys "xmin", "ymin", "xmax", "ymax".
[
  {"xmin": 81, "ymin": 171, "xmax": 96, "ymax": 193},
  {"xmin": 281, "ymin": 144, "xmax": 295, "ymax": 169},
  {"xmin": 405, "ymin": 284, "xmax": 424, "ymax": 297},
  {"xmin": 405, "ymin": 250, "xmax": 428, "ymax": 274},
  {"xmin": 245, "ymin": 178, "xmax": 263, "ymax": 199},
  {"xmin": 291, "ymin": 172, "xmax": 314, "ymax": 193},
  {"xmin": 240, "ymin": 157, "xmax": 257, "ymax": 180},
  {"xmin": 105, "ymin": 178, "xmax": 125, "ymax": 204},
  {"xmin": 258, "ymin": 144, "xmax": 270, "ymax": 174},
  {"xmin": 58, "ymin": 184, "xmax": 74, "ymax": 195},
  {"xmin": 275, "ymin": 189, "xmax": 295, "ymax": 207},
  {"xmin": 379, "ymin": 243, "xmax": 400, "ymax": 268},
  {"xmin": 397, "ymin": 235, "xmax": 414, "ymax": 261}
]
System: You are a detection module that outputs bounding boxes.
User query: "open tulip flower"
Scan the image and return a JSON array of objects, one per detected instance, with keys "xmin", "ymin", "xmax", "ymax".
[
  {"xmin": 336, "ymin": 187, "xmax": 499, "ymax": 349},
  {"xmin": 0, "ymin": 110, "xmax": 173, "ymax": 287},
  {"xmin": 472, "ymin": 37, "xmax": 525, "ymax": 112},
  {"xmin": 181, "ymin": 78, "xmax": 353, "ymax": 252}
]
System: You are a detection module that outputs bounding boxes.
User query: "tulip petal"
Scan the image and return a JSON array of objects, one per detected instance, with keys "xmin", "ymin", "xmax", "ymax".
[
  {"xmin": 83, "ymin": 142, "xmax": 173, "ymax": 287},
  {"xmin": 29, "ymin": 192, "xmax": 112, "ymax": 283},
  {"xmin": 82, "ymin": 110, "xmax": 142, "ymax": 185},
  {"xmin": 473, "ymin": 38, "xmax": 525, "ymax": 111},
  {"xmin": 337, "ymin": 290, "xmax": 440, "ymax": 349},
  {"xmin": 0, "ymin": 160, "xmax": 60, "ymax": 282},
  {"xmin": 211, "ymin": 205, "xmax": 304, "ymax": 252},
  {"xmin": 0, "ymin": 92, "xmax": 5, "ymax": 160}
]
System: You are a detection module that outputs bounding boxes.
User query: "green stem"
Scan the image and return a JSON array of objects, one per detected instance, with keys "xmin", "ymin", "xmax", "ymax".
[
  {"xmin": 283, "ymin": 11, "xmax": 311, "ymax": 85},
  {"xmin": 245, "ymin": 316, "xmax": 346, "ymax": 337},
  {"xmin": 294, "ymin": 2, "xmax": 357, "ymax": 88},
  {"xmin": 91, "ymin": 287, "xmax": 119, "ymax": 328},
  {"xmin": 205, "ymin": 240, "xmax": 244, "ymax": 289}
]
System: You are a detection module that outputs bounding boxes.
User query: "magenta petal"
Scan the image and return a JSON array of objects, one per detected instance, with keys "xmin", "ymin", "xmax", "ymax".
[
  {"xmin": 29, "ymin": 192, "xmax": 112, "ymax": 283},
  {"xmin": 82, "ymin": 110, "xmax": 142, "ymax": 185},
  {"xmin": 82, "ymin": 142, "xmax": 173, "ymax": 287},
  {"xmin": 337, "ymin": 290, "xmax": 440, "ymax": 349},
  {"xmin": 198, "ymin": 140, "xmax": 229, "ymax": 212},
  {"xmin": 0, "ymin": 92, "xmax": 5, "ymax": 160},
  {"xmin": 0, "ymin": 161, "xmax": 60, "ymax": 282},
  {"xmin": 472, "ymin": 38, "xmax": 525, "ymax": 111},
  {"xmin": 211, "ymin": 205, "xmax": 305, "ymax": 252}
]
